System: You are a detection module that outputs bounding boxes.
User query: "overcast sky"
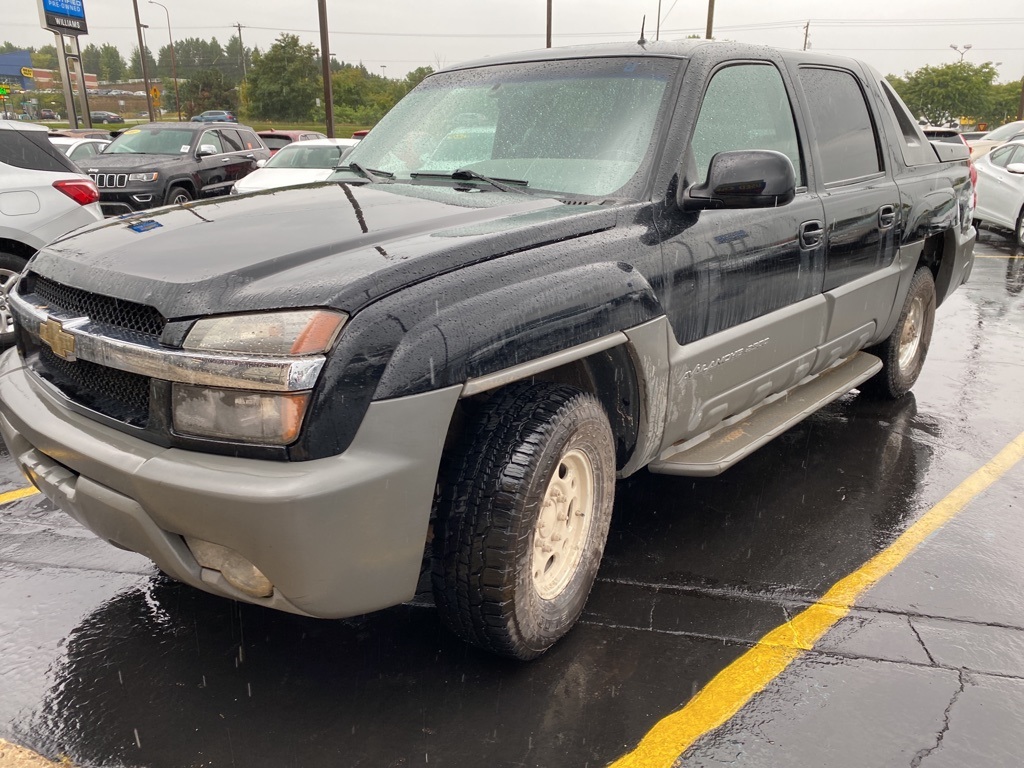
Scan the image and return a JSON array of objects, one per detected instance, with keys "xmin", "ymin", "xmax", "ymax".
[{"xmin": 8, "ymin": 0, "xmax": 1024, "ymax": 83}]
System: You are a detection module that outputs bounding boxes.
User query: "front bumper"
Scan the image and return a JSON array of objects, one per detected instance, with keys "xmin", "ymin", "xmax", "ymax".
[
  {"xmin": 97, "ymin": 187, "xmax": 163, "ymax": 216},
  {"xmin": 0, "ymin": 349, "xmax": 460, "ymax": 618}
]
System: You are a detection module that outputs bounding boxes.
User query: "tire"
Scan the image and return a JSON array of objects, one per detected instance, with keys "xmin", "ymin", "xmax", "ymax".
[
  {"xmin": 1016, "ymin": 206, "xmax": 1024, "ymax": 248},
  {"xmin": 862, "ymin": 266, "xmax": 936, "ymax": 399},
  {"xmin": 165, "ymin": 186, "xmax": 193, "ymax": 206},
  {"xmin": 0, "ymin": 252, "xmax": 27, "ymax": 348},
  {"xmin": 432, "ymin": 382, "xmax": 616, "ymax": 660}
]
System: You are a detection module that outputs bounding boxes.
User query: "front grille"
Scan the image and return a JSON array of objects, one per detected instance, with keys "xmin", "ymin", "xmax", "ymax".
[
  {"xmin": 35, "ymin": 345, "xmax": 150, "ymax": 427},
  {"xmin": 89, "ymin": 173, "xmax": 128, "ymax": 189},
  {"xmin": 26, "ymin": 274, "xmax": 167, "ymax": 338}
]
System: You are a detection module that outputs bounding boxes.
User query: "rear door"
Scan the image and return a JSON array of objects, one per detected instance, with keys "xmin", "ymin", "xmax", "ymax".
[{"xmin": 792, "ymin": 64, "xmax": 902, "ymax": 352}]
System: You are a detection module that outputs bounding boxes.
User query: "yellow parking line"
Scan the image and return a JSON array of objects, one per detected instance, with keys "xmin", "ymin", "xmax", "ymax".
[
  {"xmin": 0, "ymin": 486, "xmax": 39, "ymax": 504},
  {"xmin": 973, "ymin": 253, "xmax": 1022, "ymax": 259},
  {"xmin": 609, "ymin": 430, "xmax": 1024, "ymax": 768}
]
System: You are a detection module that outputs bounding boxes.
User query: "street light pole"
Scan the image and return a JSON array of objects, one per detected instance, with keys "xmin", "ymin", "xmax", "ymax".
[
  {"xmin": 317, "ymin": 0, "xmax": 334, "ymax": 137},
  {"xmin": 149, "ymin": 1, "xmax": 180, "ymax": 120},
  {"xmin": 950, "ymin": 44, "xmax": 972, "ymax": 63},
  {"xmin": 132, "ymin": 0, "xmax": 156, "ymax": 121}
]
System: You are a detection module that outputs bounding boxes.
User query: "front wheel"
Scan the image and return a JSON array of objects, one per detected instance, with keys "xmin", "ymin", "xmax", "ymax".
[
  {"xmin": 432, "ymin": 383, "xmax": 616, "ymax": 660},
  {"xmin": 164, "ymin": 186, "xmax": 193, "ymax": 206},
  {"xmin": 862, "ymin": 266, "xmax": 936, "ymax": 399},
  {"xmin": 1016, "ymin": 205, "xmax": 1024, "ymax": 248}
]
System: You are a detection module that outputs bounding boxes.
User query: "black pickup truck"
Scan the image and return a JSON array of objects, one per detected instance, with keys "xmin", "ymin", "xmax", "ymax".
[{"xmin": 0, "ymin": 41, "xmax": 975, "ymax": 660}]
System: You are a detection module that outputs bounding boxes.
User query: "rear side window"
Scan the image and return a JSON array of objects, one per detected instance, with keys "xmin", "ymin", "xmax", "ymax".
[
  {"xmin": 262, "ymin": 136, "xmax": 291, "ymax": 150},
  {"xmin": 690, "ymin": 63, "xmax": 804, "ymax": 185},
  {"xmin": 0, "ymin": 130, "xmax": 77, "ymax": 173},
  {"xmin": 238, "ymin": 130, "xmax": 263, "ymax": 150},
  {"xmin": 219, "ymin": 130, "xmax": 244, "ymax": 152},
  {"xmin": 798, "ymin": 67, "xmax": 883, "ymax": 184}
]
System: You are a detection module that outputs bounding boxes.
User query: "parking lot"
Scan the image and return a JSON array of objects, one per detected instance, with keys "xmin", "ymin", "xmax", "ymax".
[{"xmin": 0, "ymin": 230, "xmax": 1022, "ymax": 767}]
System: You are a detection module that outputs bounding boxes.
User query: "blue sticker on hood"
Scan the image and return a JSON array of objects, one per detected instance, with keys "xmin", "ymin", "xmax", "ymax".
[{"xmin": 127, "ymin": 220, "xmax": 162, "ymax": 233}]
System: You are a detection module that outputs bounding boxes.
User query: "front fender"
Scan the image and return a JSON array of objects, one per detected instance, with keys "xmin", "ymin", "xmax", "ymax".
[{"xmin": 374, "ymin": 261, "xmax": 662, "ymax": 399}]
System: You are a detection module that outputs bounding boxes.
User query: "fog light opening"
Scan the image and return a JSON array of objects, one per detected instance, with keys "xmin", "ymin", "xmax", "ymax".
[{"xmin": 185, "ymin": 536, "xmax": 273, "ymax": 598}]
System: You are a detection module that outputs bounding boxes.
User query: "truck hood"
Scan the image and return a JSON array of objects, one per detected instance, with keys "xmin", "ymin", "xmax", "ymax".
[{"xmin": 29, "ymin": 182, "xmax": 618, "ymax": 320}]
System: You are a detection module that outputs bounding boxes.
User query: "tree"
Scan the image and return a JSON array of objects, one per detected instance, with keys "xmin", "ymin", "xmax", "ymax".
[
  {"xmin": 171, "ymin": 37, "xmax": 225, "ymax": 80},
  {"xmin": 129, "ymin": 45, "xmax": 157, "ymax": 80},
  {"xmin": 98, "ymin": 43, "xmax": 126, "ymax": 82},
  {"xmin": 887, "ymin": 62, "xmax": 999, "ymax": 126},
  {"xmin": 246, "ymin": 34, "xmax": 320, "ymax": 121},
  {"xmin": 81, "ymin": 43, "xmax": 101, "ymax": 77},
  {"xmin": 177, "ymin": 67, "xmax": 237, "ymax": 115},
  {"xmin": 989, "ymin": 79, "xmax": 1024, "ymax": 124},
  {"xmin": 32, "ymin": 45, "xmax": 58, "ymax": 71},
  {"xmin": 223, "ymin": 35, "xmax": 252, "ymax": 84}
]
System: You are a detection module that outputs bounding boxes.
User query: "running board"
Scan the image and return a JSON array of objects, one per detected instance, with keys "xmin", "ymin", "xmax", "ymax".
[{"xmin": 648, "ymin": 352, "xmax": 883, "ymax": 477}]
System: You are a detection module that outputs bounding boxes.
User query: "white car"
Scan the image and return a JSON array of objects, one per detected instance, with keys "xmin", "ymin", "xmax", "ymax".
[
  {"xmin": 0, "ymin": 120, "xmax": 103, "ymax": 344},
  {"xmin": 967, "ymin": 120, "xmax": 1024, "ymax": 159},
  {"xmin": 49, "ymin": 136, "xmax": 111, "ymax": 165},
  {"xmin": 973, "ymin": 140, "xmax": 1024, "ymax": 247},
  {"xmin": 231, "ymin": 138, "xmax": 359, "ymax": 195}
]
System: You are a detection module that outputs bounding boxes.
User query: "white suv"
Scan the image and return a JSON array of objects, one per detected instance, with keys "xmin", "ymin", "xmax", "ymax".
[{"xmin": 0, "ymin": 120, "xmax": 103, "ymax": 345}]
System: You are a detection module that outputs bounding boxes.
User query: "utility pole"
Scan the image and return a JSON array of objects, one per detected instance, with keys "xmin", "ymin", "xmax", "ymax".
[
  {"xmin": 234, "ymin": 23, "xmax": 247, "ymax": 79},
  {"xmin": 546, "ymin": 0, "xmax": 552, "ymax": 48},
  {"xmin": 656, "ymin": 0, "xmax": 661, "ymax": 41},
  {"xmin": 317, "ymin": 0, "xmax": 334, "ymax": 137},
  {"xmin": 132, "ymin": 0, "xmax": 156, "ymax": 121},
  {"xmin": 803, "ymin": 21, "xmax": 810, "ymax": 51},
  {"xmin": 705, "ymin": 0, "xmax": 715, "ymax": 40}
]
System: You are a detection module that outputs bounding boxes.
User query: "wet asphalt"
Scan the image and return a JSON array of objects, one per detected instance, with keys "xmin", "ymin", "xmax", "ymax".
[{"xmin": 1, "ymin": 231, "xmax": 1022, "ymax": 768}]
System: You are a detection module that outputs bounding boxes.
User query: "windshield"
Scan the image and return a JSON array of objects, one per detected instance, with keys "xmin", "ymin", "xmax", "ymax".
[
  {"xmin": 265, "ymin": 143, "xmax": 345, "ymax": 169},
  {"xmin": 342, "ymin": 57, "xmax": 679, "ymax": 197},
  {"xmin": 105, "ymin": 127, "xmax": 195, "ymax": 155},
  {"xmin": 983, "ymin": 121, "xmax": 1024, "ymax": 142}
]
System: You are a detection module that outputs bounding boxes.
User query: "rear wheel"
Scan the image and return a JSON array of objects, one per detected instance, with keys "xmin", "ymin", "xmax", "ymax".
[
  {"xmin": 432, "ymin": 382, "xmax": 616, "ymax": 660},
  {"xmin": 1016, "ymin": 205, "xmax": 1024, "ymax": 248},
  {"xmin": 164, "ymin": 186, "xmax": 193, "ymax": 206},
  {"xmin": 0, "ymin": 252, "xmax": 27, "ymax": 348},
  {"xmin": 862, "ymin": 266, "xmax": 936, "ymax": 399}
]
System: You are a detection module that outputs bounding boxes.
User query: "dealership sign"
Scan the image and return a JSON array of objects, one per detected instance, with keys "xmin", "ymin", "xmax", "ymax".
[{"xmin": 37, "ymin": 0, "xmax": 88, "ymax": 35}]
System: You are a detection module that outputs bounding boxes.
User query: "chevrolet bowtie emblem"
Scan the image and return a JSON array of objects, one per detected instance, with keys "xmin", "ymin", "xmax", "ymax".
[{"xmin": 39, "ymin": 318, "xmax": 77, "ymax": 361}]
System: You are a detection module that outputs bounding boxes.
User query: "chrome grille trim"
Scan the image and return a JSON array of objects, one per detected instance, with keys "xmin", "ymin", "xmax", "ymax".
[
  {"xmin": 89, "ymin": 173, "xmax": 128, "ymax": 188},
  {"xmin": 11, "ymin": 291, "xmax": 326, "ymax": 393}
]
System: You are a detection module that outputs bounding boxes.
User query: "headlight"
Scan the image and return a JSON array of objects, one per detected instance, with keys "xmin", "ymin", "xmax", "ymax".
[
  {"xmin": 183, "ymin": 309, "xmax": 347, "ymax": 356},
  {"xmin": 174, "ymin": 310, "xmax": 347, "ymax": 444},
  {"xmin": 128, "ymin": 172, "xmax": 159, "ymax": 182},
  {"xmin": 173, "ymin": 384, "xmax": 309, "ymax": 444}
]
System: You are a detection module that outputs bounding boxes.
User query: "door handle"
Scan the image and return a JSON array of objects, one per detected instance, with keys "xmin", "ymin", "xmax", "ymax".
[
  {"xmin": 221, "ymin": 157, "xmax": 231, "ymax": 162},
  {"xmin": 799, "ymin": 219, "xmax": 824, "ymax": 249},
  {"xmin": 878, "ymin": 204, "xmax": 896, "ymax": 229}
]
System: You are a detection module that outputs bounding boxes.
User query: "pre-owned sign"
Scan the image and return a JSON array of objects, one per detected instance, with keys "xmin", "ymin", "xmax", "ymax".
[{"xmin": 37, "ymin": 0, "xmax": 89, "ymax": 35}]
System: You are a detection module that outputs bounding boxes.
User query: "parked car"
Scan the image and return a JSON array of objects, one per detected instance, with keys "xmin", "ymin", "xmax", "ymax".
[
  {"xmin": 49, "ymin": 128, "xmax": 114, "ymax": 140},
  {"xmin": 0, "ymin": 120, "xmax": 102, "ymax": 345},
  {"xmin": 79, "ymin": 121, "xmax": 270, "ymax": 215},
  {"xmin": 89, "ymin": 111, "xmax": 123, "ymax": 125},
  {"xmin": 257, "ymin": 129, "xmax": 327, "ymax": 155},
  {"xmin": 973, "ymin": 139, "xmax": 1024, "ymax": 246},
  {"xmin": 190, "ymin": 110, "xmax": 238, "ymax": 123},
  {"xmin": 967, "ymin": 120, "xmax": 1024, "ymax": 159},
  {"xmin": 0, "ymin": 41, "xmax": 976, "ymax": 660},
  {"xmin": 39, "ymin": 109, "xmax": 57, "ymax": 120},
  {"xmin": 48, "ymin": 136, "xmax": 111, "ymax": 165},
  {"xmin": 232, "ymin": 138, "xmax": 358, "ymax": 194}
]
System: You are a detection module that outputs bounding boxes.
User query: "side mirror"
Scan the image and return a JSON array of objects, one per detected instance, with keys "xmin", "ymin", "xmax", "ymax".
[
  {"xmin": 196, "ymin": 144, "xmax": 219, "ymax": 157},
  {"xmin": 1006, "ymin": 162, "xmax": 1024, "ymax": 175},
  {"xmin": 256, "ymin": 158, "xmax": 267, "ymax": 168},
  {"xmin": 681, "ymin": 150, "xmax": 797, "ymax": 211}
]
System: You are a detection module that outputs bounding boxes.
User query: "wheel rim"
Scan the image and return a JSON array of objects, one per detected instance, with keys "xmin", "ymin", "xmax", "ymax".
[
  {"xmin": 0, "ymin": 268, "xmax": 20, "ymax": 337},
  {"xmin": 898, "ymin": 294, "xmax": 925, "ymax": 373},
  {"xmin": 171, "ymin": 192, "xmax": 189, "ymax": 205},
  {"xmin": 532, "ymin": 447, "xmax": 595, "ymax": 600}
]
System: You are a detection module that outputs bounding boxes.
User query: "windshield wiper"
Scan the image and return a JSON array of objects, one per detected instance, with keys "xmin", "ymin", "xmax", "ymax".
[
  {"xmin": 340, "ymin": 162, "xmax": 394, "ymax": 183},
  {"xmin": 410, "ymin": 168, "xmax": 529, "ymax": 194}
]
